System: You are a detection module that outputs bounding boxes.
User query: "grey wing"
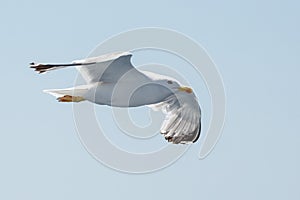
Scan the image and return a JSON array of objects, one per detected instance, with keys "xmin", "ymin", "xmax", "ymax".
[
  {"xmin": 149, "ymin": 91, "xmax": 201, "ymax": 144},
  {"xmin": 74, "ymin": 52, "xmax": 147, "ymax": 83},
  {"xmin": 30, "ymin": 51, "xmax": 147, "ymax": 83}
]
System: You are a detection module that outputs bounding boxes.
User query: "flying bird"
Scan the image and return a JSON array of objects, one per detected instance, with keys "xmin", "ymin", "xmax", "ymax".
[{"xmin": 30, "ymin": 52, "xmax": 201, "ymax": 144}]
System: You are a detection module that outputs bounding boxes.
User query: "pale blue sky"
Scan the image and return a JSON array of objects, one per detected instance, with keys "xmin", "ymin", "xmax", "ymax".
[{"xmin": 1, "ymin": 0, "xmax": 300, "ymax": 199}]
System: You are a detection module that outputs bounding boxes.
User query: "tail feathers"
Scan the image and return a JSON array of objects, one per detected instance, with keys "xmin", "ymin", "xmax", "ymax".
[{"xmin": 43, "ymin": 85, "xmax": 90, "ymax": 98}]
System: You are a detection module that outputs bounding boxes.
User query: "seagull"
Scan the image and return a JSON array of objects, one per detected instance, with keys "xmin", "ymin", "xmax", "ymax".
[{"xmin": 30, "ymin": 52, "xmax": 201, "ymax": 144}]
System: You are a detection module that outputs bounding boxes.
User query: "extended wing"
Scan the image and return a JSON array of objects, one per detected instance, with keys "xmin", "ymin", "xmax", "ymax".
[
  {"xmin": 30, "ymin": 51, "xmax": 148, "ymax": 83},
  {"xmin": 149, "ymin": 91, "xmax": 201, "ymax": 144}
]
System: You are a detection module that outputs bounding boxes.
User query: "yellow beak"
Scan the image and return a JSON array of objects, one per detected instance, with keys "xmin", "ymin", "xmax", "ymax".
[{"xmin": 178, "ymin": 86, "xmax": 193, "ymax": 94}]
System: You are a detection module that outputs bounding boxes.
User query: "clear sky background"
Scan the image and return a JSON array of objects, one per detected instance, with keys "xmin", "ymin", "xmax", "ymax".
[{"xmin": 1, "ymin": 0, "xmax": 299, "ymax": 199}]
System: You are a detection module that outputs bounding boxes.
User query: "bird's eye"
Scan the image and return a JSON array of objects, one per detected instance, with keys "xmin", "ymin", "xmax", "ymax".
[{"xmin": 167, "ymin": 80, "xmax": 173, "ymax": 84}]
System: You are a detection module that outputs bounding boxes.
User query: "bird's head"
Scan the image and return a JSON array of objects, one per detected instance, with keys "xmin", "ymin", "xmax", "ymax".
[{"xmin": 159, "ymin": 79, "xmax": 193, "ymax": 94}]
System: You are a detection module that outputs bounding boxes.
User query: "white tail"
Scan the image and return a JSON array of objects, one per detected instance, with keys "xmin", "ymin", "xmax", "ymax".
[{"xmin": 43, "ymin": 85, "xmax": 90, "ymax": 98}]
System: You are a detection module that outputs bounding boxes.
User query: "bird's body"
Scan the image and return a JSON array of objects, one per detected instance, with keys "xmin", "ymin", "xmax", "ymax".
[
  {"xmin": 82, "ymin": 70, "xmax": 181, "ymax": 107},
  {"xmin": 31, "ymin": 51, "xmax": 201, "ymax": 144},
  {"xmin": 85, "ymin": 81, "xmax": 173, "ymax": 107}
]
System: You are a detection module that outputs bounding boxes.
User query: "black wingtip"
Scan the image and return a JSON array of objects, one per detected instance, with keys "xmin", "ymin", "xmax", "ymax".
[
  {"xmin": 192, "ymin": 122, "xmax": 201, "ymax": 143},
  {"xmin": 29, "ymin": 63, "xmax": 50, "ymax": 74}
]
